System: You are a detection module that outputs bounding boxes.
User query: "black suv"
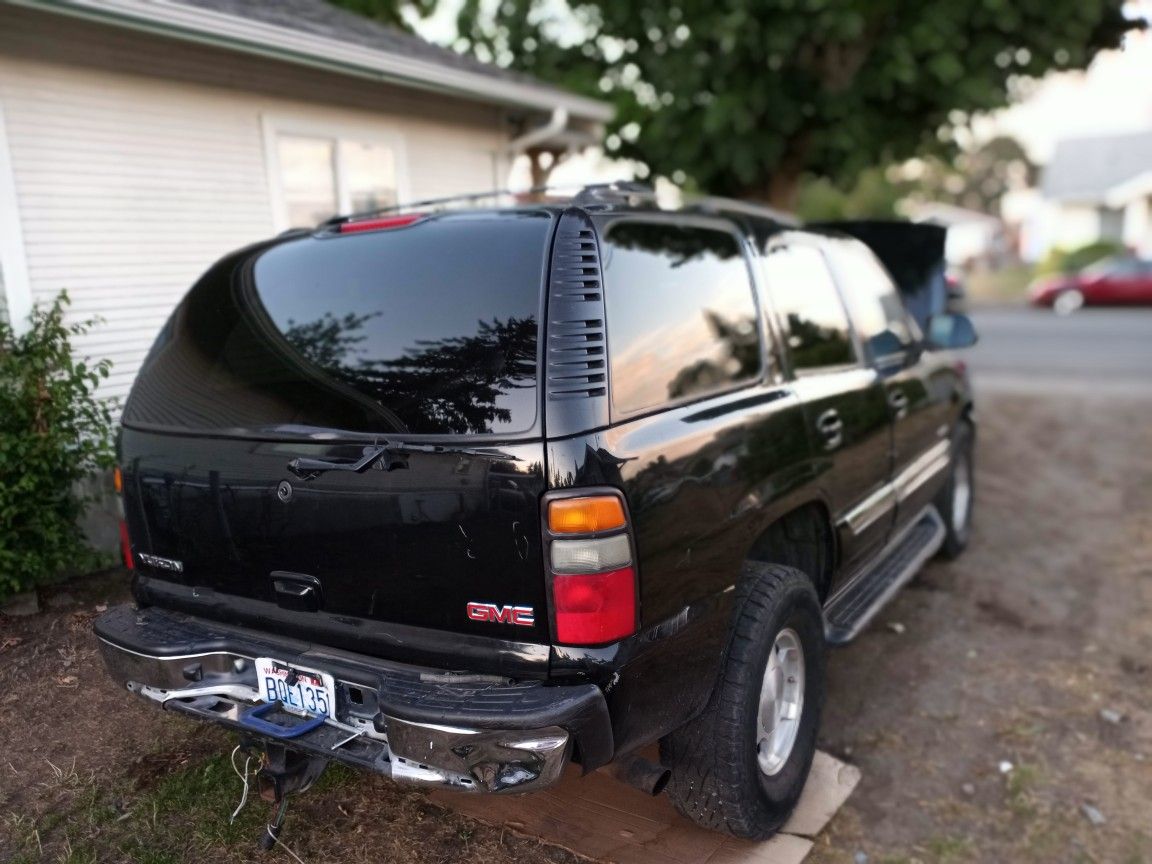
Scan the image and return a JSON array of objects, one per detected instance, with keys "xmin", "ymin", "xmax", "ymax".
[{"xmin": 96, "ymin": 186, "xmax": 976, "ymax": 840}]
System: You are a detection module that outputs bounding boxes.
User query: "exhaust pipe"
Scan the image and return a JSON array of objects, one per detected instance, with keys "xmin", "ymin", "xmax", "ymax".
[{"xmin": 606, "ymin": 754, "xmax": 671, "ymax": 796}]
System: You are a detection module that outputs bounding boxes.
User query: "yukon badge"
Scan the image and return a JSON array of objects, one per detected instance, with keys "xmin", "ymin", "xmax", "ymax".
[{"xmin": 466, "ymin": 602, "xmax": 535, "ymax": 627}]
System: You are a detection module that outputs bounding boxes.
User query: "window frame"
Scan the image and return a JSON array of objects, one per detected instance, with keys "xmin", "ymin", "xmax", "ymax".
[
  {"xmin": 261, "ymin": 115, "xmax": 411, "ymax": 233},
  {"xmin": 757, "ymin": 234, "xmax": 866, "ymax": 380},
  {"xmin": 597, "ymin": 213, "xmax": 769, "ymax": 424},
  {"xmin": 0, "ymin": 102, "xmax": 31, "ymax": 333}
]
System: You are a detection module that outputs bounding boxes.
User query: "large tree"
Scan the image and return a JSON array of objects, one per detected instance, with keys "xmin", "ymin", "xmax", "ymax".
[{"xmin": 335, "ymin": 0, "xmax": 1139, "ymax": 208}]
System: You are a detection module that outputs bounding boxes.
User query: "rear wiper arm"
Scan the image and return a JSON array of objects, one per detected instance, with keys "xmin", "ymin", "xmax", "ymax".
[{"xmin": 286, "ymin": 440, "xmax": 519, "ymax": 480}]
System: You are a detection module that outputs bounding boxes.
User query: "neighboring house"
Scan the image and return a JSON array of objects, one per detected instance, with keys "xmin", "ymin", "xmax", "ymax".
[
  {"xmin": 1010, "ymin": 130, "xmax": 1152, "ymax": 261},
  {"xmin": 0, "ymin": 0, "xmax": 611, "ymax": 407}
]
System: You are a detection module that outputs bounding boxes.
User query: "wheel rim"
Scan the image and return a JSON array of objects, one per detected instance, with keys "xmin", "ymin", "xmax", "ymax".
[
  {"xmin": 952, "ymin": 450, "xmax": 972, "ymax": 536},
  {"xmin": 1054, "ymin": 290, "xmax": 1083, "ymax": 315},
  {"xmin": 756, "ymin": 628, "xmax": 805, "ymax": 777}
]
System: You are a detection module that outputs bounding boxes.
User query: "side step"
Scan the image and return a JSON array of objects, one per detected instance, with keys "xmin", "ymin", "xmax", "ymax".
[{"xmin": 823, "ymin": 507, "xmax": 946, "ymax": 644}]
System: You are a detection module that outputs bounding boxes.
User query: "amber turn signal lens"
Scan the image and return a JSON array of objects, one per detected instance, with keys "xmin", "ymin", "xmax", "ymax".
[
  {"xmin": 113, "ymin": 466, "xmax": 123, "ymax": 494},
  {"xmin": 548, "ymin": 496, "xmax": 626, "ymax": 534}
]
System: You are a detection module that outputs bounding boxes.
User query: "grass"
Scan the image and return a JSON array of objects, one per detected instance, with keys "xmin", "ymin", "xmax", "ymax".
[
  {"xmin": 1004, "ymin": 761, "xmax": 1043, "ymax": 817},
  {"xmin": 923, "ymin": 834, "xmax": 974, "ymax": 862},
  {"xmin": 5, "ymin": 744, "xmax": 357, "ymax": 864}
]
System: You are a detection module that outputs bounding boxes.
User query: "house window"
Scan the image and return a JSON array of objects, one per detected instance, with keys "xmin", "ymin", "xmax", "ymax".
[{"xmin": 274, "ymin": 133, "xmax": 399, "ymax": 228}]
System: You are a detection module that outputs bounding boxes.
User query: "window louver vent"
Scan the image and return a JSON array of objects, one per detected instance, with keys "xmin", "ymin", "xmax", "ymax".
[{"xmin": 547, "ymin": 211, "xmax": 607, "ymax": 401}]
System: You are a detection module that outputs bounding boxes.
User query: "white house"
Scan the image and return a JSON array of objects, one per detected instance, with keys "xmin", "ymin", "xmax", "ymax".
[
  {"xmin": 1007, "ymin": 130, "xmax": 1152, "ymax": 261},
  {"xmin": 0, "ymin": 0, "xmax": 611, "ymax": 407}
]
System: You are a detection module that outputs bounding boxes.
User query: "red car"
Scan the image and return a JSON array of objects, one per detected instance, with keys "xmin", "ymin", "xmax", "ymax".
[{"xmin": 1030, "ymin": 255, "xmax": 1152, "ymax": 314}]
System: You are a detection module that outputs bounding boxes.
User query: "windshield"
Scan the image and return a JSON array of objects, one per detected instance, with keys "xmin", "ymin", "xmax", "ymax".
[
  {"xmin": 123, "ymin": 212, "xmax": 551, "ymax": 437},
  {"xmin": 1080, "ymin": 256, "xmax": 1133, "ymax": 278}
]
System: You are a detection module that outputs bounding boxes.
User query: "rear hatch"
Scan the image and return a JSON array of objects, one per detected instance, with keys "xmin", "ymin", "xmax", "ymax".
[{"xmin": 119, "ymin": 211, "xmax": 555, "ymax": 667}]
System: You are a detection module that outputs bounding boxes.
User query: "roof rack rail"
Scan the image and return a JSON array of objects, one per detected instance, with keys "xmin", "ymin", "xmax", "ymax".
[
  {"xmin": 319, "ymin": 181, "xmax": 663, "ymax": 228},
  {"xmin": 316, "ymin": 180, "xmax": 798, "ymax": 229},
  {"xmin": 570, "ymin": 181, "xmax": 659, "ymax": 205},
  {"xmin": 319, "ymin": 184, "xmax": 565, "ymax": 227},
  {"xmin": 684, "ymin": 195, "xmax": 799, "ymax": 227}
]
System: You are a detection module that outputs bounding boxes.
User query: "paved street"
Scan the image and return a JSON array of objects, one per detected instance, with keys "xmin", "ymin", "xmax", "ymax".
[{"xmin": 967, "ymin": 306, "xmax": 1152, "ymax": 396}]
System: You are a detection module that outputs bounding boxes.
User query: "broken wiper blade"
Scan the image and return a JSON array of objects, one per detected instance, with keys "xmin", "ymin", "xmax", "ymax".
[{"xmin": 286, "ymin": 440, "xmax": 519, "ymax": 480}]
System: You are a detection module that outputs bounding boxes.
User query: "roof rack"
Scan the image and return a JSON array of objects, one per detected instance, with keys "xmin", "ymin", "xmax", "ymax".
[
  {"xmin": 685, "ymin": 195, "xmax": 799, "ymax": 227},
  {"xmin": 318, "ymin": 180, "xmax": 798, "ymax": 228},
  {"xmin": 319, "ymin": 184, "xmax": 564, "ymax": 226}
]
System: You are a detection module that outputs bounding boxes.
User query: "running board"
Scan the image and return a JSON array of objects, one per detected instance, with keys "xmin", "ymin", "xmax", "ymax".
[{"xmin": 823, "ymin": 507, "xmax": 946, "ymax": 644}]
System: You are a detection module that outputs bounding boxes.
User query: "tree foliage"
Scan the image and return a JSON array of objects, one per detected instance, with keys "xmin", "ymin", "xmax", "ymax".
[
  {"xmin": 795, "ymin": 166, "xmax": 908, "ymax": 221},
  {"xmin": 0, "ymin": 292, "xmax": 116, "ymax": 600},
  {"xmin": 338, "ymin": 0, "xmax": 1140, "ymax": 207}
]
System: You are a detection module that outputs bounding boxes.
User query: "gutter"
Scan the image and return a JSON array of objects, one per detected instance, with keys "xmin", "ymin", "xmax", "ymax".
[
  {"xmin": 3, "ymin": 0, "xmax": 614, "ymax": 123},
  {"xmin": 507, "ymin": 107, "xmax": 569, "ymax": 153}
]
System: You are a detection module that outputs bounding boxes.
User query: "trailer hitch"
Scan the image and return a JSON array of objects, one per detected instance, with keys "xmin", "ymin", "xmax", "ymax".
[{"xmin": 235, "ymin": 736, "xmax": 330, "ymax": 853}]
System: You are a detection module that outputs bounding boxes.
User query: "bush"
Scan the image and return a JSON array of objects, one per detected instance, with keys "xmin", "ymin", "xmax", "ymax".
[
  {"xmin": 0, "ymin": 291, "xmax": 116, "ymax": 601},
  {"xmin": 1036, "ymin": 240, "xmax": 1126, "ymax": 276}
]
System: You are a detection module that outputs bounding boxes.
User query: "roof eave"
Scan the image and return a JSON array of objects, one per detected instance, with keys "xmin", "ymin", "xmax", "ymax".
[{"xmin": 5, "ymin": 0, "xmax": 615, "ymax": 123}]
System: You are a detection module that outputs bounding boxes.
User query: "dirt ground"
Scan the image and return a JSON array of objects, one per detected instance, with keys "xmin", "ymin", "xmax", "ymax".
[{"xmin": 2, "ymin": 391, "xmax": 1150, "ymax": 864}]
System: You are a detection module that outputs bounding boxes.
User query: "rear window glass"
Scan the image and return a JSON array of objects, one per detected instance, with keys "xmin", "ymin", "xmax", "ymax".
[
  {"xmin": 123, "ymin": 214, "xmax": 549, "ymax": 436},
  {"xmin": 602, "ymin": 221, "xmax": 761, "ymax": 415}
]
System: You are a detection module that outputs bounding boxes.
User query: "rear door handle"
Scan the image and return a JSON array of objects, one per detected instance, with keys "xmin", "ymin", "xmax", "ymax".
[{"xmin": 815, "ymin": 409, "xmax": 844, "ymax": 450}]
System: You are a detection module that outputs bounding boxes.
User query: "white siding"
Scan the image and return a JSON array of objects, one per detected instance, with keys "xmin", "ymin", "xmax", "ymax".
[{"xmin": 0, "ymin": 6, "xmax": 509, "ymax": 405}]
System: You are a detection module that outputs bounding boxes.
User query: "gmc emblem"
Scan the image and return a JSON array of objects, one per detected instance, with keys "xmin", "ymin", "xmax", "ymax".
[{"xmin": 466, "ymin": 602, "xmax": 535, "ymax": 627}]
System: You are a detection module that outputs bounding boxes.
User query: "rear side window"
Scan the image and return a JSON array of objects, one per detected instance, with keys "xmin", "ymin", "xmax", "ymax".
[
  {"xmin": 602, "ymin": 221, "xmax": 761, "ymax": 415},
  {"xmin": 123, "ymin": 214, "xmax": 550, "ymax": 436},
  {"xmin": 762, "ymin": 245, "xmax": 856, "ymax": 371}
]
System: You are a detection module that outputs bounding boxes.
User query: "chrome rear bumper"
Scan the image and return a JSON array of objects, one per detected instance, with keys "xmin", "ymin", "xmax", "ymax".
[{"xmin": 95, "ymin": 606, "xmax": 612, "ymax": 794}]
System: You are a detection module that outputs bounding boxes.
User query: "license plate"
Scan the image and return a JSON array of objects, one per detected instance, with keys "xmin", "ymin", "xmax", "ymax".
[{"xmin": 255, "ymin": 658, "xmax": 336, "ymax": 718}]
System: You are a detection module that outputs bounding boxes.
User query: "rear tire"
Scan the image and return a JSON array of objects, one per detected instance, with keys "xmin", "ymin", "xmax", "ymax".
[
  {"xmin": 660, "ymin": 563, "xmax": 825, "ymax": 839},
  {"xmin": 935, "ymin": 422, "xmax": 974, "ymax": 560}
]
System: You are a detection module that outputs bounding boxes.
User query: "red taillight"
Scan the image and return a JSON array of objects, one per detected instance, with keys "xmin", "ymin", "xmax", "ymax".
[
  {"xmin": 114, "ymin": 465, "xmax": 133, "ymax": 570},
  {"xmin": 338, "ymin": 214, "xmax": 424, "ymax": 233},
  {"xmin": 553, "ymin": 567, "xmax": 636, "ymax": 644},
  {"xmin": 544, "ymin": 491, "xmax": 638, "ymax": 646}
]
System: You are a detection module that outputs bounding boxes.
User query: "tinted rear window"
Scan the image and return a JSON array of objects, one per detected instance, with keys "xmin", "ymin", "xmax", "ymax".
[
  {"xmin": 602, "ymin": 221, "xmax": 761, "ymax": 415},
  {"xmin": 124, "ymin": 213, "xmax": 550, "ymax": 436}
]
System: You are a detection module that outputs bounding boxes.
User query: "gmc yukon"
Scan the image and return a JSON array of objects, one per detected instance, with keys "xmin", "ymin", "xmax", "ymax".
[{"xmin": 96, "ymin": 185, "xmax": 977, "ymax": 841}]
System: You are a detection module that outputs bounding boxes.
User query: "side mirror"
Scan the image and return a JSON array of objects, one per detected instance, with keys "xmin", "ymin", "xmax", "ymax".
[{"xmin": 926, "ymin": 313, "xmax": 978, "ymax": 350}]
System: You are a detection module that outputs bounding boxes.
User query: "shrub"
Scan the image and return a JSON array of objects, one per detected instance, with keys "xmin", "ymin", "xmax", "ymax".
[
  {"xmin": 1036, "ymin": 240, "xmax": 1125, "ymax": 276},
  {"xmin": 0, "ymin": 291, "xmax": 116, "ymax": 601}
]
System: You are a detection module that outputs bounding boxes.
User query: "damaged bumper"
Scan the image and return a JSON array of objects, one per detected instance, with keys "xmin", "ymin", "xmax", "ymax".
[{"xmin": 94, "ymin": 604, "xmax": 612, "ymax": 794}]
